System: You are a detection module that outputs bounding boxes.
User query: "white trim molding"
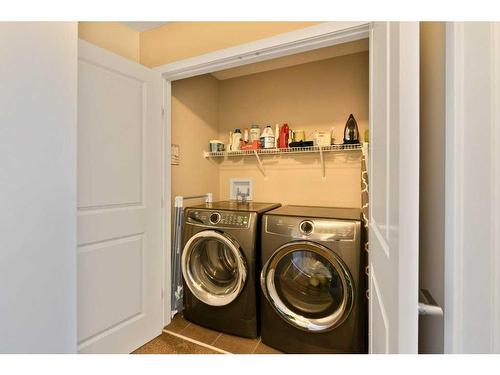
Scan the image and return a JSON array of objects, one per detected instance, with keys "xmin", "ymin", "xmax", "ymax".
[
  {"xmin": 162, "ymin": 79, "xmax": 173, "ymax": 328},
  {"xmin": 445, "ymin": 21, "xmax": 500, "ymax": 354},
  {"xmin": 155, "ymin": 22, "xmax": 370, "ymax": 80},
  {"xmin": 491, "ymin": 22, "xmax": 500, "ymax": 354},
  {"xmin": 444, "ymin": 21, "xmax": 465, "ymax": 354}
]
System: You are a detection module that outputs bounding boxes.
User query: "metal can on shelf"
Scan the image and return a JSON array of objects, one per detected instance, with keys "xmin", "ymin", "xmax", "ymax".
[
  {"xmin": 209, "ymin": 140, "xmax": 224, "ymax": 152},
  {"xmin": 249, "ymin": 124, "xmax": 260, "ymax": 142},
  {"xmin": 293, "ymin": 130, "xmax": 305, "ymax": 142}
]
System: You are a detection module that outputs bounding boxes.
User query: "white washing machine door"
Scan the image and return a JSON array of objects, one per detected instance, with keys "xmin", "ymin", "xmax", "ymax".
[
  {"xmin": 182, "ymin": 230, "xmax": 247, "ymax": 307},
  {"xmin": 261, "ymin": 241, "xmax": 354, "ymax": 332}
]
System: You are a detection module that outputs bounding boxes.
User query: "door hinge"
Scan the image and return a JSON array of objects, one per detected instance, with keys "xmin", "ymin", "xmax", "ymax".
[
  {"xmin": 161, "ymin": 106, "xmax": 166, "ymax": 117},
  {"xmin": 161, "ymin": 288, "xmax": 164, "ymax": 300}
]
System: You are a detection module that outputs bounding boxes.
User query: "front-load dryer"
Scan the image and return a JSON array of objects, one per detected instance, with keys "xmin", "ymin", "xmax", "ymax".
[
  {"xmin": 260, "ymin": 205, "xmax": 367, "ymax": 353},
  {"xmin": 181, "ymin": 201, "xmax": 280, "ymax": 338}
]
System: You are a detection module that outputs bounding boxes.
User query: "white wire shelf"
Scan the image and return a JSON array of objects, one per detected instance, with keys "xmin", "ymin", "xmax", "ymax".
[
  {"xmin": 204, "ymin": 143, "xmax": 364, "ymax": 180},
  {"xmin": 203, "ymin": 143, "xmax": 362, "ymax": 158}
]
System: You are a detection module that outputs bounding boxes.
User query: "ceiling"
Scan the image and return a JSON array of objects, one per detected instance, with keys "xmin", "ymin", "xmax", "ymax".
[
  {"xmin": 122, "ymin": 22, "xmax": 171, "ymax": 32},
  {"xmin": 211, "ymin": 38, "xmax": 369, "ymax": 80}
]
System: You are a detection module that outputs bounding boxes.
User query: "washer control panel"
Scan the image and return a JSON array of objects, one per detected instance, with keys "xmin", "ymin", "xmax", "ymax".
[
  {"xmin": 209, "ymin": 212, "xmax": 221, "ymax": 224},
  {"xmin": 299, "ymin": 220, "xmax": 314, "ymax": 235},
  {"xmin": 187, "ymin": 210, "xmax": 251, "ymax": 228}
]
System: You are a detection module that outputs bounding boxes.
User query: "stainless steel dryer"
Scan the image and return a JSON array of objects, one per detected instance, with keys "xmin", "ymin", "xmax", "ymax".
[
  {"xmin": 181, "ymin": 201, "xmax": 280, "ymax": 338},
  {"xmin": 260, "ymin": 205, "xmax": 367, "ymax": 353}
]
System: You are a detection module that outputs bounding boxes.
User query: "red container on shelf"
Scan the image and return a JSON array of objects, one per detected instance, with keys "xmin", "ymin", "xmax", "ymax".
[
  {"xmin": 279, "ymin": 123, "xmax": 289, "ymax": 148},
  {"xmin": 241, "ymin": 140, "xmax": 262, "ymax": 150},
  {"xmin": 251, "ymin": 140, "xmax": 261, "ymax": 149}
]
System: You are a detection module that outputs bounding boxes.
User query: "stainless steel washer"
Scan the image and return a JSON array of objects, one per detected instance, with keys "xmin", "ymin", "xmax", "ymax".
[{"xmin": 181, "ymin": 201, "xmax": 280, "ymax": 338}]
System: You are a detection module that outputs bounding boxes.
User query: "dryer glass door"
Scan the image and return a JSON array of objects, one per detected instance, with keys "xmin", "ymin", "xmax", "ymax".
[
  {"xmin": 261, "ymin": 241, "xmax": 354, "ymax": 332},
  {"xmin": 182, "ymin": 230, "xmax": 247, "ymax": 307}
]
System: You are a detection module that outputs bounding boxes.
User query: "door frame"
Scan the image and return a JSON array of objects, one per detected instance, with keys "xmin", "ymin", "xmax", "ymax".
[
  {"xmin": 444, "ymin": 22, "xmax": 500, "ymax": 354},
  {"xmin": 155, "ymin": 22, "xmax": 370, "ymax": 80},
  {"xmin": 157, "ymin": 21, "xmax": 372, "ymax": 328}
]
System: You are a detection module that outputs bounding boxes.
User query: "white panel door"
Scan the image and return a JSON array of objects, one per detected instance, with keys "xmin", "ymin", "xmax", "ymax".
[
  {"xmin": 369, "ymin": 22, "xmax": 420, "ymax": 353},
  {"xmin": 77, "ymin": 40, "xmax": 163, "ymax": 353}
]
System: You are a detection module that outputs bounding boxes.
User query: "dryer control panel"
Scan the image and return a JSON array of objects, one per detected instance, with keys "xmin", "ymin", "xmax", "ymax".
[
  {"xmin": 186, "ymin": 209, "xmax": 251, "ymax": 229},
  {"xmin": 265, "ymin": 215, "xmax": 357, "ymax": 241}
]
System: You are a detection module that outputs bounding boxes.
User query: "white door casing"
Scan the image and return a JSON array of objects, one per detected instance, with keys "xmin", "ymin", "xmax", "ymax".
[
  {"xmin": 369, "ymin": 22, "xmax": 420, "ymax": 353},
  {"xmin": 445, "ymin": 22, "xmax": 500, "ymax": 354},
  {"xmin": 77, "ymin": 40, "xmax": 164, "ymax": 353}
]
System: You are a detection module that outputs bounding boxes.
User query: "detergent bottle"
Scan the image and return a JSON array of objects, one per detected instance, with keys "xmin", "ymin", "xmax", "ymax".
[{"xmin": 279, "ymin": 123, "xmax": 290, "ymax": 148}]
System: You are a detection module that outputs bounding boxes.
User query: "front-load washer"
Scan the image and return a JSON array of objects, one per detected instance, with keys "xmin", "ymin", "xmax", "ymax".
[
  {"xmin": 181, "ymin": 201, "xmax": 280, "ymax": 338},
  {"xmin": 260, "ymin": 205, "xmax": 367, "ymax": 353}
]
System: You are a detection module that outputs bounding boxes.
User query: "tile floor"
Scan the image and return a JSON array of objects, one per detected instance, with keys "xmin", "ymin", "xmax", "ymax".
[{"xmin": 133, "ymin": 314, "xmax": 282, "ymax": 354}]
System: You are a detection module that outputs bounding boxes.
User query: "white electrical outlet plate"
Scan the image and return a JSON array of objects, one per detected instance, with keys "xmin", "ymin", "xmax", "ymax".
[
  {"xmin": 171, "ymin": 144, "xmax": 180, "ymax": 165},
  {"xmin": 229, "ymin": 178, "xmax": 253, "ymax": 201}
]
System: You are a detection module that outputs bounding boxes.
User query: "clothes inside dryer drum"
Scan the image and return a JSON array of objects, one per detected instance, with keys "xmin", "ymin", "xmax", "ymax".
[
  {"xmin": 274, "ymin": 250, "xmax": 344, "ymax": 319},
  {"xmin": 261, "ymin": 241, "xmax": 353, "ymax": 332}
]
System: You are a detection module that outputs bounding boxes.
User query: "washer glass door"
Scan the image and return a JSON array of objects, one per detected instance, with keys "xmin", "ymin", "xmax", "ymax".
[
  {"xmin": 182, "ymin": 230, "xmax": 247, "ymax": 306},
  {"xmin": 261, "ymin": 241, "xmax": 354, "ymax": 332}
]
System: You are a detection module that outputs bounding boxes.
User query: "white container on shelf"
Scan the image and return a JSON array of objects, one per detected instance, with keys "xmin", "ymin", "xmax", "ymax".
[
  {"xmin": 249, "ymin": 124, "xmax": 260, "ymax": 142},
  {"xmin": 260, "ymin": 125, "xmax": 275, "ymax": 149},
  {"xmin": 228, "ymin": 131, "xmax": 233, "ymax": 151},
  {"xmin": 330, "ymin": 127, "xmax": 337, "ymax": 145},
  {"xmin": 231, "ymin": 129, "xmax": 242, "ymax": 151},
  {"xmin": 274, "ymin": 124, "xmax": 280, "ymax": 148},
  {"xmin": 314, "ymin": 130, "xmax": 330, "ymax": 147}
]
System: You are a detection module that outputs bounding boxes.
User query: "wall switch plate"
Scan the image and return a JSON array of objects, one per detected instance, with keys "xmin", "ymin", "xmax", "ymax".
[{"xmin": 229, "ymin": 178, "xmax": 253, "ymax": 201}]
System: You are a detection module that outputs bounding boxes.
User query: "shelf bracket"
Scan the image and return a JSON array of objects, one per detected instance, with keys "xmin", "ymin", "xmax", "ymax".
[
  {"xmin": 253, "ymin": 150, "xmax": 267, "ymax": 178},
  {"xmin": 319, "ymin": 146, "xmax": 326, "ymax": 180}
]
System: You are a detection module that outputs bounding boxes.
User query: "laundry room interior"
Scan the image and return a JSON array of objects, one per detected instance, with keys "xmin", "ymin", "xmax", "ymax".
[
  {"xmin": 4, "ymin": 7, "xmax": 500, "ymax": 371},
  {"xmin": 72, "ymin": 21, "xmax": 445, "ymax": 355},
  {"xmin": 163, "ymin": 37, "xmax": 371, "ymax": 354}
]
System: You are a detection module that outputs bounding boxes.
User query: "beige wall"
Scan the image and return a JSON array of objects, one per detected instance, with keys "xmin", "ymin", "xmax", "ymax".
[
  {"xmin": 78, "ymin": 22, "xmax": 140, "ymax": 62},
  {"xmin": 78, "ymin": 22, "xmax": 322, "ymax": 66},
  {"xmin": 218, "ymin": 52, "xmax": 368, "ymax": 206},
  {"xmin": 418, "ymin": 22, "xmax": 445, "ymax": 354},
  {"xmin": 171, "ymin": 74, "xmax": 220, "ymax": 202},
  {"xmin": 140, "ymin": 22, "xmax": 322, "ymax": 67},
  {"xmin": 172, "ymin": 51, "xmax": 368, "ymax": 208}
]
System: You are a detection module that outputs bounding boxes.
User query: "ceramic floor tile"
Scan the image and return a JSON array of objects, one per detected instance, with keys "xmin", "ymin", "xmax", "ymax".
[
  {"xmin": 179, "ymin": 322, "xmax": 221, "ymax": 345},
  {"xmin": 253, "ymin": 341, "xmax": 283, "ymax": 354},
  {"xmin": 212, "ymin": 333, "xmax": 260, "ymax": 354},
  {"xmin": 164, "ymin": 314, "xmax": 190, "ymax": 333},
  {"xmin": 132, "ymin": 333, "xmax": 220, "ymax": 354}
]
